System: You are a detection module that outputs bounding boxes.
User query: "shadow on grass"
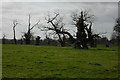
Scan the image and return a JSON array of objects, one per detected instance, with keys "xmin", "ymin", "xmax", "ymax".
[
  {"xmin": 74, "ymin": 47, "xmax": 117, "ymax": 51},
  {"xmin": 89, "ymin": 48, "xmax": 117, "ymax": 51}
]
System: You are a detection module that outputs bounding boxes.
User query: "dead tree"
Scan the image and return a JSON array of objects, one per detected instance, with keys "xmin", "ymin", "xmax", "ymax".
[
  {"xmin": 43, "ymin": 12, "xmax": 76, "ymax": 47},
  {"xmin": 24, "ymin": 14, "xmax": 40, "ymax": 44},
  {"xmin": 84, "ymin": 21, "xmax": 97, "ymax": 47},
  {"xmin": 45, "ymin": 13, "xmax": 66, "ymax": 47},
  {"xmin": 72, "ymin": 11, "xmax": 90, "ymax": 49},
  {"xmin": 13, "ymin": 20, "xmax": 18, "ymax": 44},
  {"xmin": 71, "ymin": 10, "xmax": 98, "ymax": 49}
]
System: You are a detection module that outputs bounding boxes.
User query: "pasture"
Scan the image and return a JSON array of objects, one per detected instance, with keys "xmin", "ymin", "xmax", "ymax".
[{"xmin": 2, "ymin": 44, "xmax": 119, "ymax": 78}]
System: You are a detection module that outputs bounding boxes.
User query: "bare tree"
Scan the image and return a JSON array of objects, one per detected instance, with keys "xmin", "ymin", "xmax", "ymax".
[
  {"xmin": 44, "ymin": 12, "xmax": 66, "ymax": 46},
  {"xmin": 85, "ymin": 21, "xmax": 101, "ymax": 47},
  {"xmin": 24, "ymin": 14, "xmax": 40, "ymax": 44},
  {"xmin": 13, "ymin": 20, "xmax": 18, "ymax": 44},
  {"xmin": 44, "ymin": 12, "xmax": 75, "ymax": 47},
  {"xmin": 71, "ymin": 10, "xmax": 95, "ymax": 49}
]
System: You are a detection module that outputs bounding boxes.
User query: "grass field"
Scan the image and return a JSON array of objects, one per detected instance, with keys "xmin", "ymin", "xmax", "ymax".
[{"xmin": 2, "ymin": 44, "xmax": 119, "ymax": 78}]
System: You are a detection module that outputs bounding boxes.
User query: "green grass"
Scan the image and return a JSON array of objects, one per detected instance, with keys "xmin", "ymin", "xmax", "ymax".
[
  {"xmin": 2, "ymin": 44, "xmax": 119, "ymax": 78},
  {"xmin": 0, "ymin": 44, "xmax": 2, "ymax": 79}
]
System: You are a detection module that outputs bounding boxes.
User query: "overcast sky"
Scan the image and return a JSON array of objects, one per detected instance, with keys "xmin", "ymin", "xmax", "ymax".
[{"xmin": 1, "ymin": 2, "xmax": 118, "ymax": 40}]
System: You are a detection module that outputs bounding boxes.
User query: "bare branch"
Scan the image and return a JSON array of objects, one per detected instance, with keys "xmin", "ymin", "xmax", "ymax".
[
  {"xmin": 28, "ymin": 14, "xmax": 31, "ymax": 30},
  {"xmin": 48, "ymin": 13, "xmax": 59, "ymax": 23},
  {"xmin": 44, "ymin": 27, "xmax": 55, "ymax": 31},
  {"xmin": 13, "ymin": 20, "xmax": 18, "ymax": 28},
  {"xmin": 30, "ymin": 19, "xmax": 40, "ymax": 30}
]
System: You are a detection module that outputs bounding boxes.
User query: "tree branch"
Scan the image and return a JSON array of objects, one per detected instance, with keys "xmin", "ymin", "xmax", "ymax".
[
  {"xmin": 13, "ymin": 20, "xmax": 18, "ymax": 28},
  {"xmin": 30, "ymin": 19, "xmax": 40, "ymax": 30},
  {"xmin": 28, "ymin": 14, "xmax": 31, "ymax": 30},
  {"xmin": 47, "ymin": 13, "xmax": 59, "ymax": 23}
]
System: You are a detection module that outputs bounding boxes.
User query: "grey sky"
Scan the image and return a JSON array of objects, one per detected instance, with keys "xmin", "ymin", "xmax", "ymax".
[
  {"xmin": 2, "ymin": 2, "xmax": 118, "ymax": 40},
  {"xmin": 2, "ymin": 0, "xmax": 119, "ymax": 2}
]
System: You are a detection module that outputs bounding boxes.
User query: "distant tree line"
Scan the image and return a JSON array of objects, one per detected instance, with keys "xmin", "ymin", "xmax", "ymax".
[{"xmin": 0, "ymin": 36, "xmax": 111, "ymax": 46}]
